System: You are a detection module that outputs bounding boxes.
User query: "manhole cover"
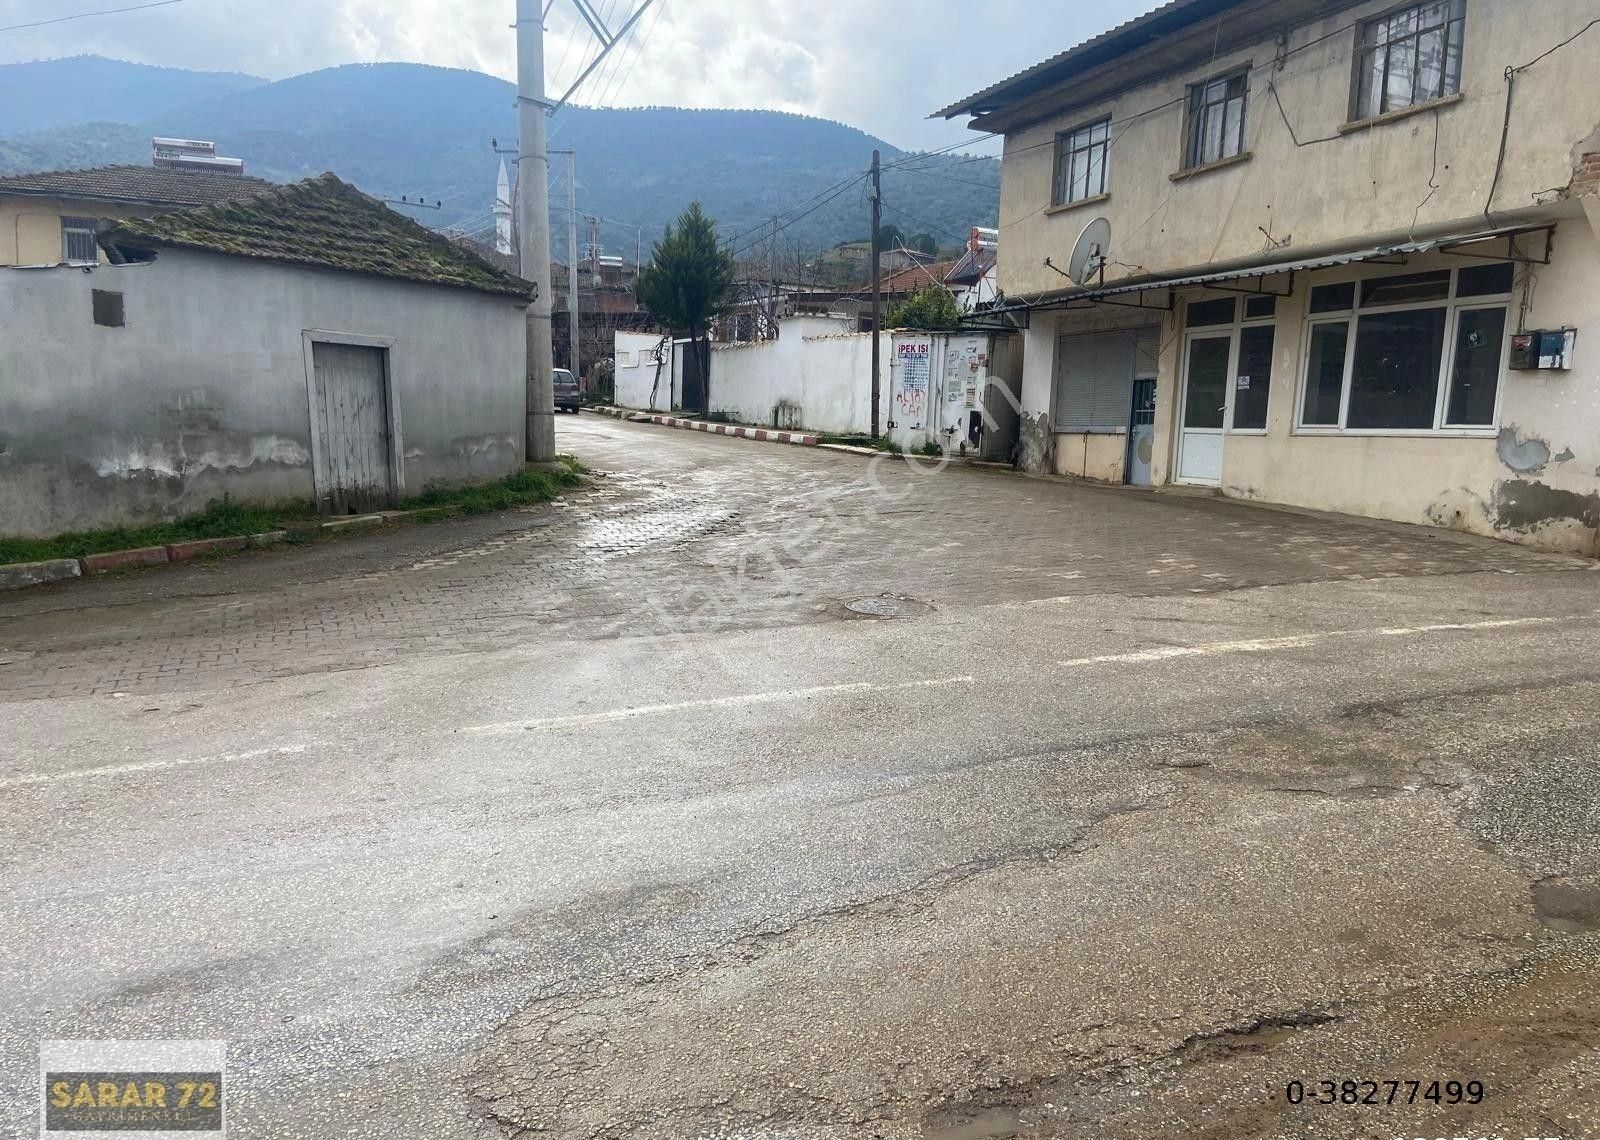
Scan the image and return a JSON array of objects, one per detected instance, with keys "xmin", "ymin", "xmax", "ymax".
[{"xmin": 844, "ymin": 594, "xmax": 930, "ymax": 618}]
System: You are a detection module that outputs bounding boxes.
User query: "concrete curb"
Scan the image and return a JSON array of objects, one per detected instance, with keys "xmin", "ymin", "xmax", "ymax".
[
  {"xmin": 167, "ymin": 536, "xmax": 251, "ymax": 562},
  {"xmin": 80, "ymin": 546, "xmax": 170, "ymax": 574},
  {"xmin": 0, "ymin": 558, "xmax": 82, "ymax": 590},
  {"xmin": 638, "ymin": 413, "xmax": 819, "ymax": 447},
  {"xmin": 0, "ymin": 506, "xmax": 479, "ymax": 592}
]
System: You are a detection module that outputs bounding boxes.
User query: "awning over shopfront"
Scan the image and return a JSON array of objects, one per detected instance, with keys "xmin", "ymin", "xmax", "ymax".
[{"xmin": 971, "ymin": 223, "xmax": 1555, "ymax": 325}]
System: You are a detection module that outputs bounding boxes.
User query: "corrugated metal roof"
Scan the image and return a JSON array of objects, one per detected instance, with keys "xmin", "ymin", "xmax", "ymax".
[
  {"xmin": 936, "ymin": 0, "xmax": 1245, "ymax": 120},
  {"xmin": 1022, "ymin": 223, "xmax": 1548, "ymax": 307}
]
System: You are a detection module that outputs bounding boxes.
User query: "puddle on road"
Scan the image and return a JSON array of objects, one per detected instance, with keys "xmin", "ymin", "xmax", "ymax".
[
  {"xmin": 924, "ymin": 1107, "xmax": 1024, "ymax": 1140},
  {"xmin": 1532, "ymin": 875, "xmax": 1600, "ymax": 932}
]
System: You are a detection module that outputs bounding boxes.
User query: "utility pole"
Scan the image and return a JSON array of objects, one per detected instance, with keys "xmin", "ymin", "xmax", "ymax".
[
  {"xmin": 515, "ymin": 0, "xmax": 555, "ymax": 463},
  {"xmin": 868, "ymin": 149, "xmax": 882, "ymax": 440},
  {"xmin": 767, "ymin": 214, "xmax": 778, "ymax": 338},
  {"xmin": 557, "ymin": 148, "xmax": 580, "ymax": 378}
]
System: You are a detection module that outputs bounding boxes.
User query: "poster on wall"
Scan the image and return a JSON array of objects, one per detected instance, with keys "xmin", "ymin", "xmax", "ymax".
[{"xmin": 896, "ymin": 339, "xmax": 930, "ymax": 420}]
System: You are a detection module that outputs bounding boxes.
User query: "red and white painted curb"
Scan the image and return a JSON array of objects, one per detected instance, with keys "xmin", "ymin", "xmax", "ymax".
[
  {"xmin": 0, "ymin": 509, "xmax": 459, "ymax": 592},
  {"xmin": 637, "ymin": 414, "xmax": 818, "ymax": 447}
]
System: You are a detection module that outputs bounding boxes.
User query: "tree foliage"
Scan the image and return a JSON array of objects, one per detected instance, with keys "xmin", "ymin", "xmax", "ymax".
[
  {"xmin": 887, "ymin": 286, "xmax": 964, "ymax": 331},
  {"xmin": 637, "ymin": 201, "xmax": 735, "ymax": 335},
  {"xmin": 636, "ymin": 201, "xmax": 735, "ymax": 411}
]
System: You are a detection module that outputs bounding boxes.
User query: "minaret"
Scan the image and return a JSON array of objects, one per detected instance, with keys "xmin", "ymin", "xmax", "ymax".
[{"xmin": 494, "ymin": 158, "xmax": 514, "ymax": 256}]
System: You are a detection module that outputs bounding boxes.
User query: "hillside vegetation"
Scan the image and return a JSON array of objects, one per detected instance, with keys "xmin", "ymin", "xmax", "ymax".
[{"xmin": 0, "ymin": 57, "xmax": 998, "ymax": 256}]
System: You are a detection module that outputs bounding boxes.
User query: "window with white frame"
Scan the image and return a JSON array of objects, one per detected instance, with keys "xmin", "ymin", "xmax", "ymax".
[
  {"xmin": 1185, "ymin": 70, "xmax": 1248, "ymax": 169},
  {"xmin": 1353, "ymin": 0, "xmax": 1465, "ymax": 121},
  {"xmin": 1297, "ymin": 262, "xmax": 1514, "ymax": 433},
  {"xmin": 1183, "ymin": 294, "xmax": 1277, "ymax": 431},
  {"xmin": 1054, "ymin": 118, "xmax": 1110, "ymax": 206},
  {"xmin": 61, "ymin": 216, "xmax": 99, "ymax": 263}
]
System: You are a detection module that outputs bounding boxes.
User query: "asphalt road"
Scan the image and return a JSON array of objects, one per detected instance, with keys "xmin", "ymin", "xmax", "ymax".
[{"xmin": 3, "ymin": 414, "xmax": 1599, "ymax": 1139}]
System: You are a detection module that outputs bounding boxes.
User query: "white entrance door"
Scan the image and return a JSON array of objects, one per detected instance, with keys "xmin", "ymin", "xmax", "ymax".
[{"xmin": 1176, "ymin": 331, "xmax": 1233, "ymax": 484}]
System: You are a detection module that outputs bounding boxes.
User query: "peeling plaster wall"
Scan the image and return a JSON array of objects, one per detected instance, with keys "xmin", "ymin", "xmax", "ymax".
[
  {"xmin": 0, "ymin": 253, "xmax": 526, "ymax": 537},
  {"xmin": 1214, "ymin": 227, "xmax": 1600, "ymax": 555}
]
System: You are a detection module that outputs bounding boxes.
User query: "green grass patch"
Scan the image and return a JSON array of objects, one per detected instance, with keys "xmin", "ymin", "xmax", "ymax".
[
  {"xmin": 0, "ymin": 457, "xmax": 589, "ymax": 566},
  {"xmin": 400, "ymin": 456, "xmax": 586, "ymax": 515},
  {"xmin": 0, "ymin": 497, "xmax": 306, "ymax": 564}
]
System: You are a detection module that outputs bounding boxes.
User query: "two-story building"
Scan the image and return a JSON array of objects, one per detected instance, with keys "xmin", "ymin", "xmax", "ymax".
[{"xmin": 940, "ymin": 0, "xmax": 1600, "ymax": 554}]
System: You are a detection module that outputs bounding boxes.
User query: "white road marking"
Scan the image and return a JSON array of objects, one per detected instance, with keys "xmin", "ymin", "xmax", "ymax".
[
  {"xmin": 0, "ymin": 744, "xmax": 309, "ymax": 789},
  {"xmin": 1056, "ymin": 616, "xmax": 1560, "ymax": 669},
  {"xmin": 462, "ymin": 676, "xmax": 977, "ymax": 735}
]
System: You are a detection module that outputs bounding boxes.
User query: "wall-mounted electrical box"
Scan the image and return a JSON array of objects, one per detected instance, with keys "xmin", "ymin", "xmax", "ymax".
[{"xmin": 1508, "ymin": 328, "xmax": 1577, "ymax": 371}]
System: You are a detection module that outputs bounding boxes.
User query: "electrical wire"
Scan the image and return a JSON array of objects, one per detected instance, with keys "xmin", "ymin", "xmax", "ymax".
[
  {"xmin": 880, "ymin": 201, "xmax": 970, "ymax": 247},
  {"xmin": 0, "ymin": 0, "xmax": 182, "ymax": 32},
  {"xmin": 720, "ymin": 170, "xmax": 869, "ymax": 251},
  {"xmin": 593, "ymin": 0, "xmax": 664, "ymax": 109},
  {"xmin": 724, "ymin": 174, "xmax": 868, "ymax": 261}
]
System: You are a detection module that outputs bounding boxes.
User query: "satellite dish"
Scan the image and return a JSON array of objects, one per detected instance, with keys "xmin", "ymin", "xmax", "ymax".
[{"xmin": 1069, "ymin": 217, "xmax": 1112, "ymax": 284}]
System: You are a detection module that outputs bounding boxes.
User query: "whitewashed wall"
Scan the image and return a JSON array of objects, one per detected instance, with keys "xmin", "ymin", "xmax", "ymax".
[
  {"xmin": 614, "ymin": 331, "xmax": 673, "ymax": 410},
  {"xmin": 707, "ymin": 316, "xmax": 890, "ymax": 435},
  {"xmin": 0, "ymin": 251, "xmax": 527, "ymax": 537},
  {"xmin": 613, "ymin": 318, "xmax": 1003, "ymax": 451}
]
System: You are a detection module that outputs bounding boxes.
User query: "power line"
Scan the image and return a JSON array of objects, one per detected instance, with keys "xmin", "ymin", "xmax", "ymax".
[
  {"xmin": 720, "ymin": 169, "xmax": 868, "ymax": 251},
  {"xmin": 725, "ymin": 174, "xmax": 867, "ymax": 261},
  {"xmin": 594, "ymin": 0, "xmax": 664, "ymax": 108},
  {"xmin": 887, "ymin": 165, "xmax": 1000, "ymax": 192},
  {"xmin": 0, "ymin": 0, "xmax": 182, "ymax": 32},
  {"xmin": 880, "ymin": 200, "xmax": 970, "ymax": 247}
]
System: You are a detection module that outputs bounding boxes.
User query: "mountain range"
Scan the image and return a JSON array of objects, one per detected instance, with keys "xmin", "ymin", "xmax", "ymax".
[{"xmin": 0, "ymin": 56, "xmax": 999, "ymax": 260}]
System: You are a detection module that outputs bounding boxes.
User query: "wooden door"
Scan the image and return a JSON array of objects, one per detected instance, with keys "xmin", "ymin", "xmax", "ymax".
[{"xmin": 311, "ymin": 341, "xmax": 394, "ymax": 513}]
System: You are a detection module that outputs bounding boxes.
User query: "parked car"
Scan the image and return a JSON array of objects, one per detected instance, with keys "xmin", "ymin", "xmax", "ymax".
[{"xmin": 553, "ymin": 368, "xmax": 581, "ymax": 413}]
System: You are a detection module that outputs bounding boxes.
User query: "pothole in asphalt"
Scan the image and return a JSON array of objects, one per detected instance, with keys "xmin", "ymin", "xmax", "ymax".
[
  {"xmin": 842, "ymin": 593, "xmax": 932, "ymax": 619},
  {"xmin": 1532, "ymin": 875, "xmax": 1600, "ymax": 933},
  {"xmin": 924, "ymin": 1107, "xmax": 1024, "ymax": 1140}
]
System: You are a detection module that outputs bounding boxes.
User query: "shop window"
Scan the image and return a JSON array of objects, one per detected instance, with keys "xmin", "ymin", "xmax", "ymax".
[
  {"xmin": 1303, "ymin": 323, "xmax": 1349, "ymax": 425},
  {"xmin": 1447, "ymin": 307, "xmax": 1507, "ymax": 425},
  {"xmin": 1186, "ymin": 297, "xmax": 1236, "ymax": 327},
  {"xmin": 1310, "ymin": 282, "xmax": 1355, "ymax": 313},
  {"xmin": 1298, "ymin": 263, "xmax": 1512, "ymax": 433},
  {"xmin": 1347, "ymin": 308, "xmax": 1448, "ymax": 429},
  {"xmin": 1232, "ymin": 325, "xmax": 1275, "ymax": 430},
  {"xmin": 1243, "ymin": 295, "xmax": 1277, "ymax": 320}
]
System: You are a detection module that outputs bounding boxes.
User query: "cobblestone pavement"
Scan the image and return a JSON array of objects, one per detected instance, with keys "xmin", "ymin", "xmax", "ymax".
[
  {"xmin": 0, "ymin": 415, "xmax": 1582, "ymax": 703},
  {"xmin": 6, "ymin": 413, "xmax": 1600, "ymax": 1140}
]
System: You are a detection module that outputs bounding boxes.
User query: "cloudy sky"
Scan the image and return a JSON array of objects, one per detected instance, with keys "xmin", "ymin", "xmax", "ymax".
[{"xmin": 0, "ymin": 0, "xmax": 1154, "ymax": 151}]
